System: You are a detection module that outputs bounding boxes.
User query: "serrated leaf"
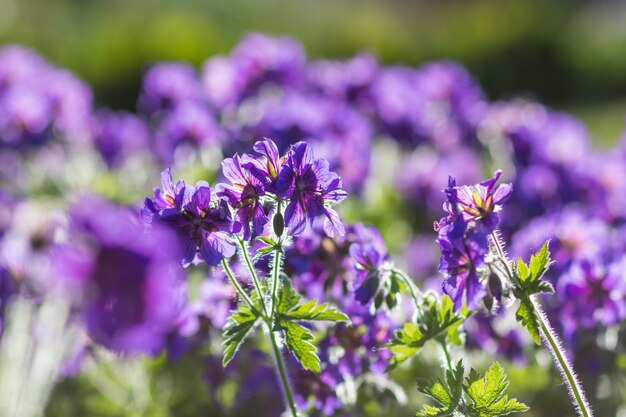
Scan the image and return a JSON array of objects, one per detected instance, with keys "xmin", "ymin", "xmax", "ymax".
[
  {"xmin": 281, "ymin": 321, "xmax": 320, "ymax": 374},
  {"xmin": 276, "ymin": 278, "xmax": 301, "ymax": 313},
  {"xmin": 515, "ymin": 297, "xmax": 541, "ymax": 345},
  {"xmin": 222, "ymin": 304, "xmax": 260, "ymax": 366},
  {"xmin": 516, "ymin": 258, "xmax": 529, "ymax": 282},
  {"xmin": 283, "ymin": 299, "xmax": 349, "ymax": 322},
  {"xmin": 416, "ymin": 360, "xmax": 464, "ymax": 417},
  {"xmin": 529, "ymin": 241, "xmax": 550, "ymax": 282},
  {"xmin": 464, "ymin": 362, "xmax": 529, "ymax": 417},
  {"xmin": 386, "ymin": 295, "xmax": 465, "ymax": 369}
]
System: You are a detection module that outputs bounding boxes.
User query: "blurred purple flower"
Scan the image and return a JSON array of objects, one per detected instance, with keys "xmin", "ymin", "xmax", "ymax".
[
  {"xmin": 153, "ymin": 101, "xmax": 222, "ymax": 164},
  {"xmin": 52, "ymin": 197, "xmax": 186, "ymax": 355},
  {"xmin": 139, "ymin": 62, "xmax": 202, "ymax": 115},
  {"xmin": 558, "ymin": 257, "xmax": 626, "ymax": 336},
  {"xmin": 91, "ymin": 110, "xmax": 150, "ymax": 168}
]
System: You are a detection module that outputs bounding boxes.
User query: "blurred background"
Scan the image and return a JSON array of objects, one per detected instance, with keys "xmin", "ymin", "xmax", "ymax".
[
  {"xmin": 2, "ymin": 0, "xmax": 626, "ymax": 146},
  {"xmin": 2, "ymin": 1, "xmax": 626, "ymax": 416}
]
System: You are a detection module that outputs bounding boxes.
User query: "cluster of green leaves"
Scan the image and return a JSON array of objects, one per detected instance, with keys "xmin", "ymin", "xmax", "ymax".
[
  {"xmin": 512, "ymin": 241, "xmax": 554, "ymax": 344},
  {"xmin": 416, "ymin": 361, "xmax": 529, "ymax": 417},
  {"xmin": 221, "ymin": 276, "xmax": 349, "ymax": 374},
  {"xmin": 273, "ymin": 279, "xmax": 349, "ymax": 374},
  {"xmin": 386, "ymin": 294, "xmax": 466, "ymax": 370}
]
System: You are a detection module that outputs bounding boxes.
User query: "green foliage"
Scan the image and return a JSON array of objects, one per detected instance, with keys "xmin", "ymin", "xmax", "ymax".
[
  {"xmin": 464, "ymin": 362, "xmax": 529, "ymax": 417},
  {"xmin": 416, "ymin": 360, "xmax": 464, "ymax": 417},
  {"xmin": 386, "ymin": 295, "xmax": 466, "ymax": 370},
  {"xmin": 222, "ymin": 302, "xmax": 261, "ymax": 366},
  {"xmin": 274, "ymin": 279, "xmax": 349, "ymax": 374},
  {"xmin": 513, "ymin": 241, "xmax": 553, "ymax": 345},
  {"xmin": 416, "ymin": 361, "xmax": 528, "ymax": 417}
]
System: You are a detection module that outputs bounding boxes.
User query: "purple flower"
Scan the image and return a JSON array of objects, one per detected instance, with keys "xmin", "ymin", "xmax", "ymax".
[
  {"xmin": 445, "ymin": 170, "xmax": 512, "ymax": 232},
  {"xmin": 557, "ymin": 257, "xmax": 626, "ymax": 335},
  {"xmin": 143, "ymin": 169, "xmax": 238, "ymax": 267},
  {"xmin": 277, "ymin": 142, "xmax": 348, "ymax": 237},
  {"xmin": 231, "ymin": 33, "xmax": 307, "ymax": 94},
  {"xmin": 247, "ymin": 138, "xmax": 285, "ymax": 192},
  {"xmin": 438, "ymin": 229, "xmax": 488, "ymax": 311},
  {"xmin": 153, "ymin": 101, "xmax": 222, "ymax": 164},
  {"xmin": 349, "ymin": 227, "xmax": 391, "ymax": 305},
  {"xmin": 0, "ymin": 265, "xmax": 16, "ymax": 335},
  {"xmin": 51, "ymin": 197, "xmax": 186, "ymax": 355},
  {"xmin": 216, "ymin": 153, "xmax": 269, "ymax": 240},
  {"xmin": 91, "ymin": 110, "xmax": 150, "ymax": 168},
  {"xmin": 139, "ymin": 62, "xmax": 202, "ymax": 115}
]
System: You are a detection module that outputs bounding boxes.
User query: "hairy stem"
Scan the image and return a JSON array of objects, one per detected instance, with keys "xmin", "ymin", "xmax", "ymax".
[
  {"xmin": 532, "ymin": 295, "xmax": 593, "ymax": 417},
  {"xmin": 391, "ymin": 268, "xmax": 423, "ymax": 320},
  {"xmin": 221, "ymin": 258, "xmax": 257, "ymax": 314},
  {"xmin": 238, "ymin": 238, "xmax": 270, "ymax": 318},
  {"xmin": 439, "ymin": 341, "xmax": 453, "ymax": 371},
  {"xmin": 490, "ymin": 230, "xmax": 593, "ymax": 417},
  {"xmin": 270, "ymin": 250, "xmax": 283, "ymax": 319},
  {"xmin": 268, "ymin": 325, "xmax": 299, "ymax": 417}
]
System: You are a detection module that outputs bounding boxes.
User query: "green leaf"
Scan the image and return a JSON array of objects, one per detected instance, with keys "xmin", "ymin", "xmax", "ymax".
[
  {"xmin": 515, "ymin": 298, "xmax": 541, "ymax": 345},
  {"xmin": 222, "ymin": 303, "xmax": 261, "ymax": 367},
  {"xmin": 464, "ymin": 362, "xmax": 529, "ymax": 417},
  {"xmin": 283, "ymin": 299, "xmax": 349, "ymax": 322},
  {"xmin": 274, "ymin": 278, "xmax": 348, "ymax": 374},
  {"xmin": 276, "ymin": 278, "xmax": 301, "ymax": 314},
  {"xmin": 513, "ymin": 241, "xmax": 553, "ymax": 345},
  {"xmin": 280, "ymin": 321, "xmax": 320, "ymax": 374},
  {"xmin": 386, "ymin": 295, "xmax": 466, "ymax": 370},
  {"xmin": 529, "ymin": 241, "xmax": 550, "ymax": 282},
  {"xmin": 416, "ymin": 360, "xmax": 464, "ymax": 417}
]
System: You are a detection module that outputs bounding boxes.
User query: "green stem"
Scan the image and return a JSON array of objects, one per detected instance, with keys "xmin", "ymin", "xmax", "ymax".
[
  {"xmin": 490, "ymin": 231, "xmax": 593, "ymax": 417},
  {"xmin": 439, "ymin": 341, "xmax": 453, "ymax": 371},
  {"xmin": 221, "ymin": 258, "xmax": 257, "ymax": 314},
  {"xmin": 238, "ymin": 238, "xmax": 269, "ymax": 318},
  {"xmin": 270, "ymin": 250, "xmax": 282, "ymax": 319},
  {"xmin": 532, "ymin": 296, "xmax": 592, "ymax": 417},
  {"xmin": 392, "ymin": 269, "xmax": 423, "ymax": 319},
  {"xmin": 267, "ymin": 325, "xmax": 299, "ymax": 417}
]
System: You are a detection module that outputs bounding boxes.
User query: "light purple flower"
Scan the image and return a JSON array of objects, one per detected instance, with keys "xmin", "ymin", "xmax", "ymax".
[
  {"xmin": 445, "ymin": 170, "xmax": 512, "ymax": 232},
  {"xmin": 277, "ymin": 142, "xmax": 347, "ymax": 237},
  {"xmin": 139, "ymin": 62, "xmax": 202, "ymax": 115},
  {"xmin": 216, "ymin": 153, "xmax": 269, "ymax": 240},
  {"xmin": 91, "ymin": 110, "xmax": 150, "ymax": 168}
]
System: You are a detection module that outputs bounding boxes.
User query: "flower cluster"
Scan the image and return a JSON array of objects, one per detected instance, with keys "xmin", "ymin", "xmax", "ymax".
[
  {"xmin": 142, "ymin": 138, "xmax": 347, "ymax": 268},
  {"xmin": 436, "ymin": 171, "xmax": 513, "ymax": 311}
]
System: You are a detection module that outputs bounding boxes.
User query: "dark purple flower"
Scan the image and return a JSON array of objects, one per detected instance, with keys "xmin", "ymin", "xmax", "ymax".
[
  {"xmin": 445, "ymin": 170, "xmax": 512, "ymax": 232},
  {"xmin": 216, "ymin": 153, "xmax": 269, "ymax": 240},
  {"xmin": 0, "ymin": 265, "xmax": 16, "ymax": 335},
  {"xmin": 143, "ymin": 169, "xmax": 238, "ymax": 267},
  {"xmin": 438, "ymin": 229, "xmax": 488, "ymax": 311},
  {"xmin": 349, "ymin": 227, "xmax": 391, "ymax": 305},
  {"xmin": 277, "ymin": 142, "xmax": 347, "ymax": 237},
  {"xmin": 141, "ymin": 167, "xmax": 185, "ymax": 224},
  {"xmin": 51, "ymin": 197, "xmax": 186, "ymax": 355}
]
